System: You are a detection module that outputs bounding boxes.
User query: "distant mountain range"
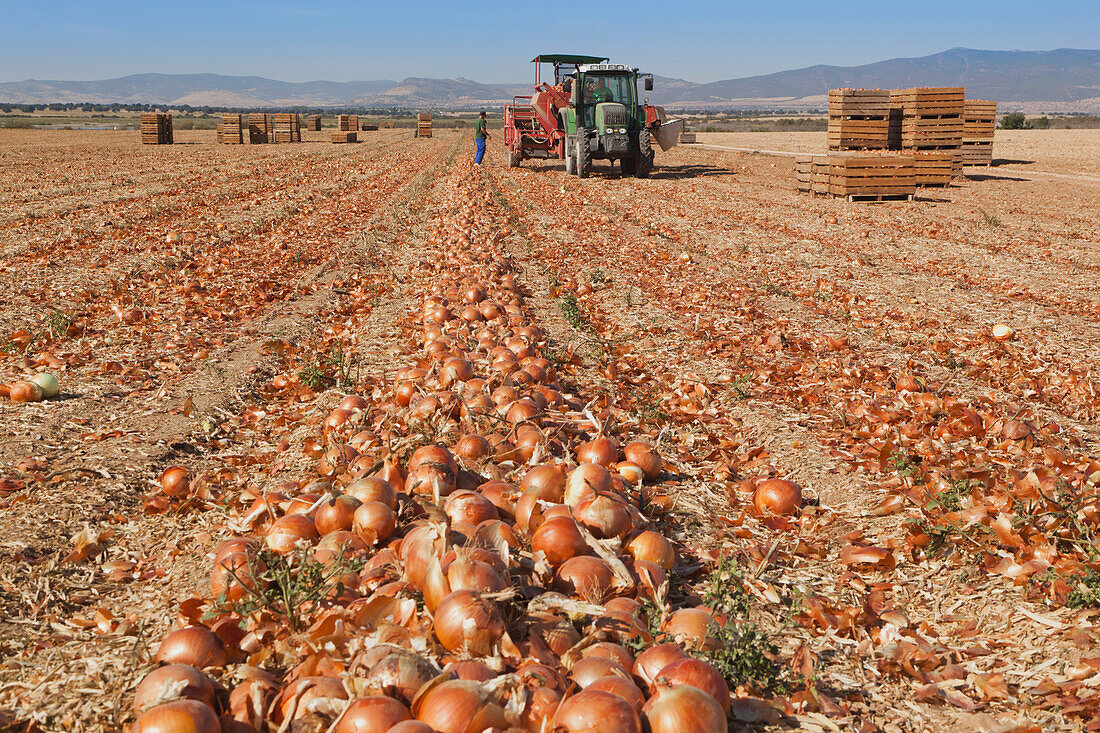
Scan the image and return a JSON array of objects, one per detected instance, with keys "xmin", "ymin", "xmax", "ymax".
[{"xmin": 2, "ymin": 48, "xmax": 1098, "ymax": 111}]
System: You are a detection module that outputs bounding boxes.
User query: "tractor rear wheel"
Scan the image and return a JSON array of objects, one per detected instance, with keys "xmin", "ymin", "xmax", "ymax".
[
  {"xmin": 576, "ymin": 130, "xmax": 592, "ymax": 179},
  {"xmin": 636, "ymin": 129, "xmax": 654, "ymax": 178}
]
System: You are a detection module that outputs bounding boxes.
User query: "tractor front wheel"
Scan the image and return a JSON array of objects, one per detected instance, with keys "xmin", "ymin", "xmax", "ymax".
[
  {"xmin": 576, "ymin": 131, "xmax": 592, "ymax": 179},
  {"xmin": 620, "ymin": 154, "xmax": 637, "ymax": 177},
  {"xmin": 636, "ymin": 128, "xmax": 654, "ymax": 178},
  {"xmin": 564, "ymin": 137, "xmax": 576, "ymax": 175}
]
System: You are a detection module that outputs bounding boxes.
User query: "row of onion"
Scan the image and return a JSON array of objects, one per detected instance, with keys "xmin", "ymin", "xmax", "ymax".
[{"xmin": 131, "ymin": 162, "xmax": 787, "ymax": 733}]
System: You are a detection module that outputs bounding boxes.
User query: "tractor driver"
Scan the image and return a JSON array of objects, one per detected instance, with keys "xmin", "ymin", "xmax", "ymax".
[{"xmin": 587, "ymin": 80, "xmax": 613, "ymax": 103}]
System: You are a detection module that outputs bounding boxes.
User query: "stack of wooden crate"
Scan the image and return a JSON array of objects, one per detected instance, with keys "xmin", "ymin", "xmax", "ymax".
[
  {"xmin": 891, "ymin": 87, "xmax": 964, "ymax": 173},
  {"xmin": 140, "ymin": 113, "xmax": 173, "ymax": 144},
  {"xmin": 795, "ymin": 153, "xmax": 915, "ymax": 201},
  {"xmin": 216, "ymin": 114, "xmax": 243, "ymax": 144},
  {"xmin": 273, "ymin": 113, "xmax": 301, "ymax": 142},
  {"xmin": 909, "ymin": 152, "xmax": 954, "ymax": 186},
  {"xmin": 338, "ymin": 115, "xmax": 359, "ymax": 132},
  {"xmin": 962, "ymin": 100, "xmax": 997, "ymax": 166},
  {"xmin": 248, "ymin": 113, "xmax": 272, "ymax": 144},
  {"xmin": 331, "ymin": 131, "xmax": 357, "ymax": 143},
  {"xmin": 827, "ymin": 89, "xmax": 891, "ymax": 150},
  {"xmin": 307, "ymin": 115, "xmax": 322, "ymax": 131},
  {"xmin": 417, "ymin": 113, "xmax": 432, "ymax": 138}
]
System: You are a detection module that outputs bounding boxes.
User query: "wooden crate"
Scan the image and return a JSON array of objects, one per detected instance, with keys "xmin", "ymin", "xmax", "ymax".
[
  {"xmin": 907, "ymin": 152, "xmax": 954, "ymax": 186},
  {"xmin": 679, "ymin": 131, "xmax": 696, "ymax": 144},
  {"xmin": 961, "ymin": 140, "xmax": 994, "ymax": 166},
  {"xmin": 829, "ymin": 89, "xmax": 892, "ymax": 117},
  {"xmin": 417, "ymin": 112, "xmax": 432, "ymax": 138},
  {"xmin": 218, "ymin": 114, "xmax": 243, "ymax": 144},
  {"xmin": 331, "ymin": 131, "xmax": 358, "ymax": 143},
  {"xmin": 796, "ymin": 153, "xmax": 915, "ymax": 200},
  {"xmin": 361, "ymin": 123, "xmax": 379, "ymax": 131},
  {"xmin": 273, "ymin": 113, "xmax": 301, "ymax": 143},
  {"xmin": 338, "ymin": 114, "xmax": 359, "ymax": 132},
  {"xmin": 890, "ymin": 87, "xmax": 965, "ymax": 116},
  {"xmin": 248, "ymin": 113, "xmax": 272, "ymax": 144},
  {"xmin": 963, "ymin": 100, "xmax": 997, "ymax": 138},
  {"xmin": 140, "ymin": 113, "xmax": 173, "ymax": 144},
  {"xmin": 306, "ymin": 115, "xmax": 322, "ymax": 131}
]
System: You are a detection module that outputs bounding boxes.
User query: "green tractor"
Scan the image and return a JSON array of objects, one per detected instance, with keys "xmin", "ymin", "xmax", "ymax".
[
  {"xmin": 563, "ymin": 60, "xmax": 657, "ymax": 178},
  {"xmin": 505, "ymin": 55, "xmax": 670, "ymax": 178}
]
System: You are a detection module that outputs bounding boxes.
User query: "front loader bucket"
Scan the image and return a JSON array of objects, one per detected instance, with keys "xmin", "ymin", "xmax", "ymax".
[{"xmin": 653, "ymin": 118, "xmax": 684, "ymax": 152}]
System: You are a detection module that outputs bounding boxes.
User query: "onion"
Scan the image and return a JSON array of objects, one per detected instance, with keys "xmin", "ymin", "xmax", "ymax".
[
  {"xmin": 319, "ymin": 444, "xmax": 358, "ymax": 477},
  {"xmin": 632, "ymin": 643, "xmax": 688, "ymax": 687},
  {"xmin": 133, "ymin": 699, "xmax": 220, "ymax": 733},
  {"xmin": 315, "ymin": 495, "xmax": 362, "ymax": 535},
  {"xmin": 581, "ymin": 642, "xmax": 634, "ymax": 671},
  {"xmin": 752, "ymin": 478, "xmax": 803, "ymax": 516},
  {"xmin": 409, "ymin": 444, "xmax": 458, "ymax": 476},
  {"xmin": 531, "ymin": 516, "xmax": 588, "ymax": 566},
  {"xmin": 334, "ymin": 696, "xmax": 411, "ymax": 733},
  {"xmin": 155, "ymin": 626, "xmax": 228, "ymax": 668},
  {"xmin": 992, "ymin": 323, "xmax": 1015, "ymax": 341},
  {"xmin": 444, "ymin": 490, "xmax": 499, "ymax": 526},
  {"xmin": 552, "ymin": 689, "xmax": 641, "ymax": 733},
  {"xmin": 576, "ymin": 436, "xmax": 620, "ymax": 467},
  {"xmin": 615, "ymin": 462, "xmax": 645, "ymax": 485},
  {"xmin": 454, "ymin": 434, "xmax": 491, "ymax": 461},
  {"xmin": 432, "ymin": 590, "xmax": 504, "ymax": 655},
  {"xmin": 564, "ymin": 463, "xmax": 613, "ymax": 506},
  {"xmin": 353, "ymin": 649, "xmax": 440, "ymax": 704},
  {"xmin": 521, "ymin": 686, "xmax": 562, "ymax": 732},
  {"xmin": 664, "ymin": 607, "xmax": 719, "ymax": 651},
  {"xmin": 574, "ymin": 495, "xmax": 632, "ymax": 539},
  {"xmin": 625, "ymin": 531, "xmax": 675, "ymax": 570},
  {"xmin": 346, "ymin": 477, "xmax": 397, "ymax": 507},
  {"xmin": 210, "ymin": 551, "xmax": 266, "ymax": 602},
  {"xmin": 446, "ymin": 556, "xmax": 506, "ymax": 593},
  {"xmin": 623, "ymin": 442, "xmax": 662, "ymax": 480},
  {"xmin": 405, "ymin": 463, "xmax": 456, "ymax": 497},
  {"xmin": 447, "ymin": 660, "xmax": 496, "ymax": 681},
  {"xmin": 553, "ymin": 556, "xmax": 614, "ymax": 602},
  {"xmin": 653, "ymin": 658, "xmax": 730, "ymax": 715},
  {"xmin": 29, "ymin": 372, "xmax": 59, "ymax": 399},
  {"xmin": 586, "ymin": 675, "xmax": 645, "ymax": 712},
  {"xmin": 160, "ymin": 466, "xmax": 191, "ymax": 498},
  {"xmin": 570, "ymin": 657, "xmax": 630, "ymax": 687},
  {"xmin": 278, "ymin": 677, "xmax": 348, "ymax": 722},
  {"xmin": 266, "ymin": 514, "xmax": 318, "ymax": 553},
  {"xmin": 477, "ymin": 482, "xmax": 518, "ymax": 520},
  {"xmin": 353, "ymin": 501, "xmax": 398, "ymax": 545},
  {"xmin": 313, "ymin": 531, "xmax": 368, "ymax": 564},
  {"xmin": 386, "ymin": 722, "xmax": 434, "ymax": 733},
  {"xmin": 521, "ymin": 464, "xmax": 566, "ymax": 502},
  {"xmin": 412, "ymin": 679, "xmax": 508, "ymax": 733},
  {"xmin": 642, "ymin": 683, "xmax": 727, "ymax": 733},
  {"xmin": 134, "ymin": 664, "xmax": 216, "ymax": 712},
  {"xmin": 10, "ymin": 381, "xmax": 43, "ymax": 403}
]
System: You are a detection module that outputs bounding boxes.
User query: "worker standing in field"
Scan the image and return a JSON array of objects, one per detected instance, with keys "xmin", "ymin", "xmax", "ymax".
[{"xmin": 474, "ymin": 111, "xmax": 490, "ymax": 165}]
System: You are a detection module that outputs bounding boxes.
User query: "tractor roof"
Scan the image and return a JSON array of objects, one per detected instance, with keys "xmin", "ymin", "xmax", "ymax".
[{"xmin": 532, "ymin": 54, "xmax": 609, "ymax": 65}]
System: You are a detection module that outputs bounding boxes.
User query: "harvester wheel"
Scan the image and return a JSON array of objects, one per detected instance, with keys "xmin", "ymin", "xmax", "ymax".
[
  {"xmin": 636, "ymin": 128, "xmax": 654, "ymax": 178},
  {"xmin": 508, "ymin": 147, "xmax": 521, "ymax": 168},
  {"xmin": 576, "ymin": 131, "xmax": 592, "ymax": 179}
]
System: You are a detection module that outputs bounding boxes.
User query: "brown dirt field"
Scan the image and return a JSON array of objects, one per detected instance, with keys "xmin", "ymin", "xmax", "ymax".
[{"xmin": 1, "ymin": 126, "xmax": 1098, "ymax": 732}]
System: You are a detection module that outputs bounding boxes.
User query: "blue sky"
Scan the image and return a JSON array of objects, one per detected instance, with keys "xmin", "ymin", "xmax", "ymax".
[{"xmin": 2, "ymin": 0, "xmax": 1097, "ymax": 83}]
